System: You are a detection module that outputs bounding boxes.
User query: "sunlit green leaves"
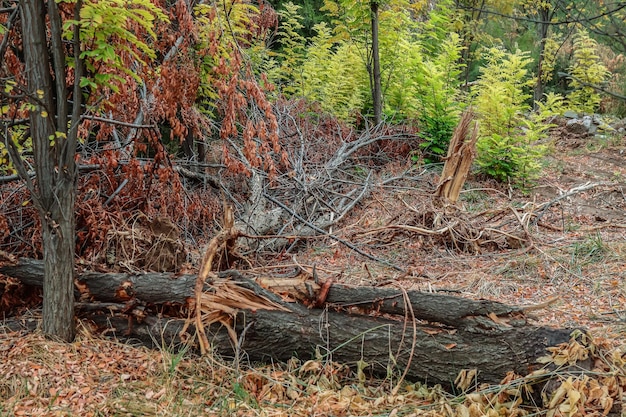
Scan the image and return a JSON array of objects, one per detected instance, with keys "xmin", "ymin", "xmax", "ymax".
[
  {"xmin": 62, "ymin": 0, "xmax": 168, "ymax": 89},
  {"xmin": 4, "ymin": 79, "xmax": 16, "ymax": 94},
  {"xmin": 567, "ymin": 30, "xmax": 610, "ymax": 114},
  {"xmin": 473, "ymin": 47, "xmax": 549, "ymax": 185}
]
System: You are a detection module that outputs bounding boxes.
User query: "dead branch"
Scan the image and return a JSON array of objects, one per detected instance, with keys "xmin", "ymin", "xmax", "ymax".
[
  {"xmin": 234, "ymin": 118, "xmax": 416, "ymax": 255},
  {"xmin": 535, "ymin": 181, "xmax": 614, "ymax": 223},
  {"xmin": 262, "ymin": 191, "xmax": 404, "ymax": 271}
]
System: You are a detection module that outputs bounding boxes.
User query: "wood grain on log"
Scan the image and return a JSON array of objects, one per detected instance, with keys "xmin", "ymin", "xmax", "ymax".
[{"xmin": 0, "ymin": 258, "xmax": 581, "ymax": 387}]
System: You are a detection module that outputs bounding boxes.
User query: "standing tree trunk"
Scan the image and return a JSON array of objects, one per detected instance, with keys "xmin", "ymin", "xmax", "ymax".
[
  {"xmin": 18, "ymin": 0, "xmax": 83, "ymax": 342},
  {"xmin": 370, "ymin": 0, "xmax": 382, "ymax": 125},
  {"xmin": 533, "ymin": 6, "xmax": 551, "ymax": 107},
  {"xmin": 456, "ymin": 0, "xmax": 486, "ymax": 89}
]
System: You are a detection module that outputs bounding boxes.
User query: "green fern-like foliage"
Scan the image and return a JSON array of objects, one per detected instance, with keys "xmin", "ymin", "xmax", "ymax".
[
  {"xmin": 540, "ymin": 34, "xmax": 561, "ymax": 84},
  {"xmin": 568, "ymin": 30, "xmax": 610, "ymax": 114},
  {"xmin": 275, "ymin": 3, "xmax": 307, "ymax": 95},
  {"xmin": 301, "ymin": 27, "xmax": 368, "ymax": 120},
  {"xmin": 378, "ymin": 1, "xmax": 465, "ymax": 162},
  {"xmin": 317, "ymin": 0, "xmax": 429, "ymax": 119},
  {"xmin": 413, "ymin": 32, "xmax": 465, "ymax": 163},
  {"xmin": 292, "ymin": 23, "xmax": 367, "ymax": 121},
  {"xmin": 473, "ymin": 47, "xmax": 553, "ymax": 186},
  {"xmin": 298, "ymin": 22, "xmax": 334, "ymax": 101},
  {"xmin": 271, "ymin": 0, "xmax": 465, "ymax": 128}
]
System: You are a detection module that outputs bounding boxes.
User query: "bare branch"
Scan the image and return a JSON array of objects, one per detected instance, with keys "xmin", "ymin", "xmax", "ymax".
[
  {"xmin": 456, "ymin": 2, "xmax": 626, "ymax": 26},
  {"xmin": 262, "ymin": 191, "xmax": 404, "ymax": 272},
  {"xmin": 558, "ymin": 72, "xmax": 626, "ymax": 101},
  {"xmin": 81, "ymin": 115, "xmax": 157, "ymax": 129},
  {"xmin": 0, "ymin": 5, "xmax": 19, "ymax": 60},
  {"xmin": 1, "ymin": 128, "xmax": 42, "ymax": 212}
]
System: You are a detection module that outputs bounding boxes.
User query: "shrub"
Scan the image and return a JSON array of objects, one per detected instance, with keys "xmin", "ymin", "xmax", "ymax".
[
  {"xmin": 473, "ymin": 47, "xmax": 559, "ymax": 186},
  {"xmin": 567, "ymin": 30, "xmax": 611, "ymax": 114}
]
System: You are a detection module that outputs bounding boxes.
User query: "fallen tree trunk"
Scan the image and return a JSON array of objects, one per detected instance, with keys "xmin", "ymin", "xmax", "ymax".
[
  {"xmin": 2, "ymin": 258, "xmax": 539, "ymax": 322},
  {"xmin": 2, "ymin": 302, "xmax": 575, "ymax": 389},
  {"xmin": 1, "ymin": 258, "xmax": 581, "ymax": 387}
]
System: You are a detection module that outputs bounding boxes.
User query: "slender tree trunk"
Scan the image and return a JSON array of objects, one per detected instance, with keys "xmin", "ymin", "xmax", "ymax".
[
  {"xmin": 457, "ymin": 0, "xmax": 485, "ymax": 88},
  {"xmin": 20, "ymin": 0, "xmax": 76, "ymax": 342},
  {"xmin": 370, "ymin": 0, "xmax": 382, "ymax": 125},
  {"xmin": 534, "ymin": 7, "xmax": 551, "ymax": 108}
]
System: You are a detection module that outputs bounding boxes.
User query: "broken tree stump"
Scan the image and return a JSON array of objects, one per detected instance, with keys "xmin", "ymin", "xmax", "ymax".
[
  {"xmin": 435, "ymin": 109, "xmax": 479, "ymax": 203},
  {"xmin": 1, "ymin": 258, "xmax": 581, "ymax": 387}
]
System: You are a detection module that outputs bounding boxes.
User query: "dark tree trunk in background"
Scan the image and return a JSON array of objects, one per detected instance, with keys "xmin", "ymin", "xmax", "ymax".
[
  {"xmin": 534, "ymin": 6, "xmax": 552, "ymax": 107},
  {"xmin": 370, "ymin": 0, "xmax": 382, "ymax": 125}
]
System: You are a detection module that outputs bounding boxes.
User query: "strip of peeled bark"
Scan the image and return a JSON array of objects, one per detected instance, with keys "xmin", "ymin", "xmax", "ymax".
[{"xmin": 435, "ymin": 109, "xmax": 479, "ymax": 203}]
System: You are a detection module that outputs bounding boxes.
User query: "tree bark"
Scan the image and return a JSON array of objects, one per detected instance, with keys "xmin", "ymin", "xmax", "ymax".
[
  {"xmin": 1, "ymin": 302, "xmax": 576, "ymax": 388},
  {"xmin": 1, "ymin": 258, "xmax": 542, "ymax": 322},
  {"xmin": 19, "ymin": 0, "xmax": 77, "ymax": 342},
  {"xmin": 1, "ymin": 258, "xmax": 582, "ymax": 387},
  {"xmin": 533, "ymin": 6, "xmax": 551, "ymax": 107},
  {"xmin": 370, "ymin": 0, "xmax": 382, "ymax": 125}
]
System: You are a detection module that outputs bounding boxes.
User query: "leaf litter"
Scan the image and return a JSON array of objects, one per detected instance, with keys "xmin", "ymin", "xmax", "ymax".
[{"xmin": 2, "ymin": 124, "xmax": 626, "ymax": 415}]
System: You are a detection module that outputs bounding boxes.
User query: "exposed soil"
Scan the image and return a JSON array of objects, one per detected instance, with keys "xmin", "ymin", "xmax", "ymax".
[{"xmin": 276, "ymin": 123, "xmax": 626, "ymax": 344}]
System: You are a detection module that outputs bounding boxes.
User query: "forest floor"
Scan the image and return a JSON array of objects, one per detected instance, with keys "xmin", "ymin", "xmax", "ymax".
[{"xmin": 1, "ymin": 124, "xmax": 625, "ymax": 416}]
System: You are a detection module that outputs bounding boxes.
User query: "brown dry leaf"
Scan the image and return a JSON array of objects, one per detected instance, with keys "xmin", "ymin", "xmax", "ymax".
[
  {"xmin": 455, "ymin": 369, "xmax": 477, "ymax": 392},
  {"xmin": 600, "ymin": 396, "xmax": 614, "ymax": 415},
  {"xmin": 487, "ymin": 312, "xmax": 511, "ymax": 327},
  {"xmin": 456, "ymin": 404, "xmax": 470, "ymax": 417}
]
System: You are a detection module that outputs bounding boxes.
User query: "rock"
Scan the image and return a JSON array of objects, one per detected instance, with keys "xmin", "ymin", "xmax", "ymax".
[
  {"xmin": 565, "ymin": 120, "xmax": 588, "ymax": 135},
  {"xmin": 564, "ymin": 110, "xmax": 578, "ymax": 118}
]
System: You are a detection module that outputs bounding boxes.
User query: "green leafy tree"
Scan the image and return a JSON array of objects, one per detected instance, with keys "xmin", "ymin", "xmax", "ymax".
[
  {"xmin": 321, "ymin": 0, "xmax": 426, "ymax": 123},
  {"xmin": 473, "ymin": 47, "xmax": 556, "ymax": 185},
  {"xmin": 451, "ymin": 0, "xmax": 625, "ymax": 114},
  {"xmin": 567, "ymin": 30, "xmax": 611, "ymax": 114},
  {"xmin": 452, "ymin": 0, "xmax": 517, "ymax": 85}
]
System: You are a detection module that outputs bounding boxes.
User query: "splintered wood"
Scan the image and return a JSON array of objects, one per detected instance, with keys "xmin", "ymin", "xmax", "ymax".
[
  {"xmin": 182, "ymin": 205, "xmax": 287, "ymax": 355},
  {"xmin": 435, "ymin": 109, "xmax": 479, "ymax": 203}
]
